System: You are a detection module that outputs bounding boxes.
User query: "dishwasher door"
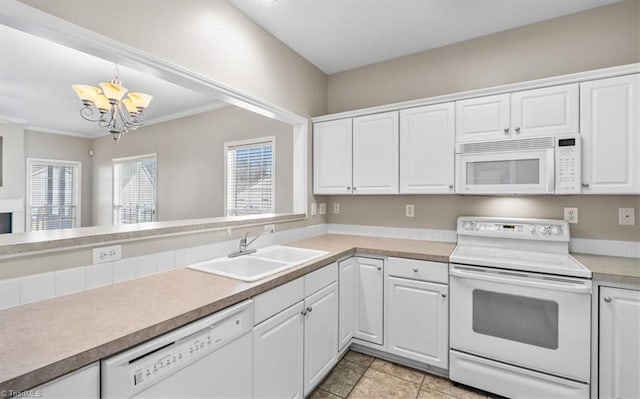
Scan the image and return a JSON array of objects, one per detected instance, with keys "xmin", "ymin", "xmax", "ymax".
[{"xmin": 102, "ymin": 300, "xmax": 254, "ymax": 399}]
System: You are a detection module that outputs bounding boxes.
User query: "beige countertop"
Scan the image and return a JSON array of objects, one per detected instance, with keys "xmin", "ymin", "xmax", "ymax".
[
  {"xmin": 574, "ymin": 253, "xmax": 640, "ymax": 286},
  {"xmin": 0, "ymin": 233, "xmax": 636, "ymax": 393}
]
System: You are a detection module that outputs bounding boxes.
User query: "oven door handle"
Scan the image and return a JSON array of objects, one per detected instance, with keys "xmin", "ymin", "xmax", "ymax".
[{"xmin": 450, "ymin": 267, "xmax": 592, "ymax": 294}]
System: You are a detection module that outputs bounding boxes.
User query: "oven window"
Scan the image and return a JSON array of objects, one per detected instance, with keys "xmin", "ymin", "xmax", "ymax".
[
  {"xmin": 472, "ymin": 290, "xmax": 558, "ymax": 349},
  {"xmin": 466, "ymin": 159, "xmax": 539, "ymax": 185}
]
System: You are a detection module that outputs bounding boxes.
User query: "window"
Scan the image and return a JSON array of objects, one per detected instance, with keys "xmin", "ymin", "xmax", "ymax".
[
  {"xmin": 27, "ymin": 158, "xmax": 80, "ymax": 231},
  {"xmin": 225, "ymin": 137, "xmax": 275, "ymax": 216},
  {"xmin": 113, "ymin": 154, "xmax": 157, "ymax": 224}
]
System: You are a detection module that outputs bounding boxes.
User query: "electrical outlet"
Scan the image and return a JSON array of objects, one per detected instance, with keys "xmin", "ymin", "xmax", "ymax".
[
  {"xmin": 319, "ymin": 203, "xmax": 327, "ymax": 215},
  {"xmin": 92, "ymin": 245, "xmax": 122, "ymax": 264},
  {"xmin": 405, "ymin": 204, "xmax": 415, "ymax": 218},
  {"xmin": 310, "ymin": 202, "xmax": 317, "ymax": 216},
  {"xmin": 264, "ymin": 224, "xmax": 275, "ymax": 233},
  {"xmin": 619, "ymin": 208, "xmax": 635, "ymax": 225},
  {"xmin": 333, "ymin": 203, "xmax": 341, "ymax": 214},
  {"xmin": 564, "ymin": 207, "xmax": 578, "ymax": 224}
]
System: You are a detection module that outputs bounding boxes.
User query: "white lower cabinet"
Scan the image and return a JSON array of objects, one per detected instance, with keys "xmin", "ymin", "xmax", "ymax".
[
  {"xmin": 253, "ymin": 301, "xmax": 304, "ymax": 399},
  {"xmin": 354, "ymin": 257, "xmax": 384, "ymax": 345},
  {"xmin": 304, "ymin": 281, "xmax": 339, "ymax": 396},
  {"xmin": 387, "ymin": 277, "xmax": 449, "ymax": 369},
  {"xmin": 34, "ymin": 363, "xmax": 99, "ymax": 398},
  {"xmin": 339, "ymin": 257, "xmax": 358, "ymax": 350},
  {"xmin": 599, "ymin": 286, "xmax": 640, "ymax": 399}
]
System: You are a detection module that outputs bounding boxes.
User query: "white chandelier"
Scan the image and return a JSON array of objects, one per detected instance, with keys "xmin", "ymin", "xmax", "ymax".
[{"xmin": 72, "ymin": 67, "xmax": 153, "ymax": 142}]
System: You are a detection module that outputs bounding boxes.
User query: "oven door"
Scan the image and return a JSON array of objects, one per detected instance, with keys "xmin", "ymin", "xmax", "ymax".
[
  {"xmin": 450, "ymin": 264, "xmax": 591, "ymax": 382},
  {"xmin": 456, "ymin": 149, "xmax": 554, "ymax": 194}
]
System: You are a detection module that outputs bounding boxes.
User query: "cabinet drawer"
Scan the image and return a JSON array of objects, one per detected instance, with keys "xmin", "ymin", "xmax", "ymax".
[
  {"xmin": 387, "ymin": 257, "xmax": 448, "ymax": 284},
  {"xmin": 254, "ymin": 277, "xmax": 304, "ymax": 325},
  {"xmin": 305, "ymin": 263, "xmax": 338, "ymax": 297}
]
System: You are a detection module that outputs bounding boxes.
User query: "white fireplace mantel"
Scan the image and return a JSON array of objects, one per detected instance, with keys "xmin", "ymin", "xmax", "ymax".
[{"xmin": 0, "ymin": 194, "xmax": 26, "ymax": 233}]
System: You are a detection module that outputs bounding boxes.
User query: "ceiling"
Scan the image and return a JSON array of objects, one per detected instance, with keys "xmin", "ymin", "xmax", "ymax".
[
  {"xmin": 230, "ymin": 0, "xmax": 622, "ymax": 74},
  {"xmin": 0, "ymin": 24, "xmax": 225, "ymax": 138}
]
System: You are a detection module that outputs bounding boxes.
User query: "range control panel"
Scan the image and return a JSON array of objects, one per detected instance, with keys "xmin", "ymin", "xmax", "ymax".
[
  {"xmin": 458, "ymin": 217, "xmax": 570, "ymax": 242},
  {"xmin": 128, "ymin": 309, "xmax": 248, "ymax": 389}
]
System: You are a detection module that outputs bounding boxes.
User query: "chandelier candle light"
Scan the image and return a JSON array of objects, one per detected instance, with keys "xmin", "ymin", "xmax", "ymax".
[{"xmin": 72, "ymin": 67, "xmax": 153, "ymax": 142}]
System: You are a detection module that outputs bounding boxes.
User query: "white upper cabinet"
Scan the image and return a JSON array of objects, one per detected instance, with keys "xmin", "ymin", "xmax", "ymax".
[
  {"xmin": 313, "ymin": 118, "xmax": 353, "ymax": 195},
  {"xmin": 400, "ymin": 103, "xmax": 455, "ymax": 194},
  {"xmin": 352, "ymin": 111, "xmax": 399, "ymax": 194},
  {"xmin": 456, "ymin": 93, "xmax": 510, "ymax": 142},
  {"xmin": 580, "ymin": 74, "xmax": 639, "ymax": 194},
  {"xmin": 511, "ymin": 84, "xmax": 579, "ymax": 138},
  {"xmin": 456, "ymin": 84, "xmax": 579, "ymax": 143}
]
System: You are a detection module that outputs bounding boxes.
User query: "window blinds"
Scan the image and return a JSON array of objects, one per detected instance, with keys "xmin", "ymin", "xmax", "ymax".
[
  {"xmin": 113, "ymin": 155, "xmax": 157, "ymax": 224},
  {"xmin": 227, "ymin": 140, "xmax": 274, "ymax": 216},
  {"xmin": 29, "ymin": 160, "xmax": 78, "ymax": 231}
]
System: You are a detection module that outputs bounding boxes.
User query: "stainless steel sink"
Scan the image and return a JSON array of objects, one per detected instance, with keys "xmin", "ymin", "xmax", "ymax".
[{"xmin": 187, "ymin": 245, "xmax": 328, "ymax": 282}]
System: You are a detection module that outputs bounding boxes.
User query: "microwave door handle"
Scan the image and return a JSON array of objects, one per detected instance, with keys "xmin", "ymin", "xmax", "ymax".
[
  {"xmin": 450, "ymin": 267, "xmax": 592, "ymax": 294},
  {"xmin": 546, "ymin": 149, "xmax": 555, "ymax": 193}
]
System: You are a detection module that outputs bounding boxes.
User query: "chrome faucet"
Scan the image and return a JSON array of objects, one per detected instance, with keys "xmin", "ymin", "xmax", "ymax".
[{"xmin": 228, "ymin": 231, "xmax": 262, "ymax": 258}]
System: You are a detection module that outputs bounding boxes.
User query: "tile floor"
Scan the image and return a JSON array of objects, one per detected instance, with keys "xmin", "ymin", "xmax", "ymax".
[{"xmin": 310, "ymin": 351, "xmax": 496, "ymax": 399}]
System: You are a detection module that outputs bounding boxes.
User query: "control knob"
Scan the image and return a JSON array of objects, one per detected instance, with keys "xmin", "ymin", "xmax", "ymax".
[
  {"xmin": 537, "ymin": 225, "xmax": 550, "ymax": 235},
  {"xmin": 551, "ymin": 225, "xmax": 563, "ymax": 235},
  {"xmin": 462, "ymin": 221, "xmax": 473, "ymax": 230}
]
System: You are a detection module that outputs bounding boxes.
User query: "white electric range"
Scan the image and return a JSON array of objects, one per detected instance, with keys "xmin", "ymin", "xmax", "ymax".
[{"xmin": 449, "ymin": 217, "xmax": 592, "ymax": 399}]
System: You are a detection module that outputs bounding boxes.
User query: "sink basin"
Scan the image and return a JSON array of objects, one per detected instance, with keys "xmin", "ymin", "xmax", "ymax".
[
  {"xmin": 253, "ymin": 245, "xmax": 328, "ymax": 263},
  {"xmin": 188, "ymin": 245, "xmax": 329, "ymax": 282},
  {"xmin": 188, "ymin": 256, "xmax": 291, "ymax": 282}
]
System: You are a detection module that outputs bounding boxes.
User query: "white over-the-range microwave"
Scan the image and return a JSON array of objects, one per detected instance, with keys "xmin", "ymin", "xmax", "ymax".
[{"xmin": 455, "ymin": 134, "xmax": 581, "ymax": 195}]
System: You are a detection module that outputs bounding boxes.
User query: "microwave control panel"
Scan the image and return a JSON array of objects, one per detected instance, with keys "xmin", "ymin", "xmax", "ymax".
[{"xmin": 555, "ymin": 135, "xmax": 581, "ymax": 194}]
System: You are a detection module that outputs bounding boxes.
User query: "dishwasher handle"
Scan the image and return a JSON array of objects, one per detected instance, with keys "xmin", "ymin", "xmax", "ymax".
[{"xmin": 450, "ymin": 266, "xmax": 592, "ymax": 294}]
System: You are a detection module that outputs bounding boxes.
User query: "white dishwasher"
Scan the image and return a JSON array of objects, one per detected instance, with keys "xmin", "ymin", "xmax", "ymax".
[{"xmin": 102, "ymin": 300, "xmax": 254, "ymax": 399}]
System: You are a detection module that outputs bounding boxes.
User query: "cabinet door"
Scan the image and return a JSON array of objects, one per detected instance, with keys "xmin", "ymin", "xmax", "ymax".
[
  {"xmin": 254, "ymin": 301, "xmax": 304, "ymax": 399},
  {"xmin": 511, "ymin": 83, "xmax": 579, "ymax": 138},
  {"xmin": 304, "ymin": 282, "xmax": 339, "ymax": 396},
  {"xmin": 313, "ymin": 119, "xmax": 353, "ymax": 195},
  {"xmin": 599, "ymin": 287, "xmax": 640, "ymax": 399},
  {"xmin": 581, "ymin": 75, "xmax": 639, "ymax": 194},
  {"xmin": 400, "ymin": 103, "xmax": 455, "ymax": 194},
  {"xmin": 339, "ymin": 257, "xmax": 357, "ymax": 350},
  {"xmin": 455, "ymin": 94, "xmax": 510, "ymax": 143},
  {"xmin": 352, "ymin": 111, "xmax": 399, "ymax": 194},
  {"xmin": 387, "ymin": 277, "xmax": 449, "ymax": 369},
  {"xmin": 35, "ymin": 363, "xmax": 100, "ymax": 398},
  {"xmin": 354, "ymin": 257, "xmax": 384, "ymax": 345}
]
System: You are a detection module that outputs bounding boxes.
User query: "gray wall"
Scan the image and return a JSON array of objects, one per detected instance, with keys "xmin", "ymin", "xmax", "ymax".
[
  {"xmin": 91, "ymin": 105, "xmax": 293, "ymax": 226},
  {"xmin": 24, "ymin": 130, "xmax": 93, "ymax": 227},
  {"xmin": 322, "ymin": 0, "xmax": 640, "ymax": 242},
  {"xmin": 0, "ymin": 122, "xmax": 25, "ymax": 199},
  {"xmin": 327, "ymin": 0, "xmax": 640, "ymax": 113}
]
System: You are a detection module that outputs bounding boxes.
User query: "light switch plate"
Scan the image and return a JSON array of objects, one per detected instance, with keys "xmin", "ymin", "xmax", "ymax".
[
  {"xmin": 619, "ymin": 208, "xmax": 635, "ymax": 225},
  {"xmin": 405, "ymin": 204, "xmax": 415, "ymax": 218},
  {"xmin": 564, "ymin": 207, "xmax": 578, "ymax": 224},
  {"xmin": 92, "ymin": 245, "xmax": 122, "ymax": 264},
  {"xmin": 310, "ymin": 202, "xmax": 317, "ymax": 216},
  {"xmin": 319, "ymin": 203, "xmax": 327, "ymax": 215},
  {"xmin": 333, "ymin": 203, "xmax": 341, "ymax": 214}
]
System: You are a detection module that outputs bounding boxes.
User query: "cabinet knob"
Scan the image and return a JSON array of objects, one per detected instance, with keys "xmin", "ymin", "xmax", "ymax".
[
  {"xmin": 448, "ymin": 184, "xmax": 454, "ymax": 189},
  {"xmin": 441, "ymin": 293, "xmax": 447, "ymax": 298},
  {"xmin": 604, "ymin": 296, "xmax": 612, "ymax": 303},
  {"xmin": 515, "ymin": 127, "xmax": 521, "ymax": 133},
  {"xmin": 301, "ymin": 310, "xmax": 307, "ymax": 316},
  {"xmin": 582, "ymin": 183, "xmax": 590, "ymax": 188},
  {"xmin": 306, "ymin": 306, "xmax": 313, "ymax": 312},
  {"xmin": 346, "ymin": 186, "xmax": 351, "ymax": 190},
  {"xmin": 503, "ymin": 127, "xmax": 510, "ymax": 134},
  {"xmin": 376, "ymin": 266, "xmax": 382, "ymax": 271},
  {"xmin": 413, "ymin": 268, "xmax": 418, "ymax": 272},
  {"xmin": 353, "ymin": 187, "xmax": 357, "ymax": 191}
]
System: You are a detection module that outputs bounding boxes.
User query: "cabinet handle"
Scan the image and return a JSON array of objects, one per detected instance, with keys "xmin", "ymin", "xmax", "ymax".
[
  {"xmin": 306, "ymin": 306, "xmax": 313, "ymax": 312},
  {"xmin": 441, "ymin": 293, "xmax": 447, "ymax": 298},
  {"xmin": 503, "ymin": 127, "xmax": 510, "ymax": 134},
  {"xmin": 604, "ymin": 296, "xmax": 612, "ymax": 303},
  {"xmin": 515, "ymin": 127, "xmax": 521, "ymax": 133},
  {"xmin": 301, "ymin": 310, "xmax": 307, "ymax": 316},
  {"xmin": 413, "ymin": 268, "xmax": 418, "ymax": 272},
  {"xmin": 582, "ymin": 183, "xmax": 590, "ymax": 188}
]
